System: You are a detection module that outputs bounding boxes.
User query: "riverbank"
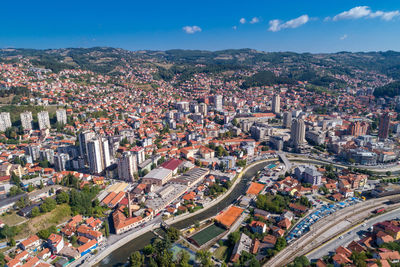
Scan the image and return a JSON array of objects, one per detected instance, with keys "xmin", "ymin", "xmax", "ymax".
[{"xmin": 88, "ymin": 158, "xmax": 278, "ymax": 266}]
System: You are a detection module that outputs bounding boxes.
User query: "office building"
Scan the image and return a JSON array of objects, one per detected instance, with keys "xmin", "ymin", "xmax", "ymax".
[
  {"xmin": 283, "ymin": 111, "xmax": 292, "ymax": 129},
  {"xmin": 56, "ymin": 109, "xmax": 67, "ymax": 125},
  {"xmin": 117, "ymin": 152, "xmax": 138, "ymax": 182},
  {"xmin": 378, "ymin": 113, "xmax": 391, "ymax": 140},
  {"xmin": 290, "ymin": 118, "xmax": 306, "ymax": 147},
  {"xmin": 20, "ymin": 112, "xmax": 33, "ymax": 131},
  {"xmin": 272, "ymin": 94, "xmax": 280, "ymax": 114},
  {"xmin": 0, "ymin": 112, "xmax": 11, "ymax": 132},
  {"xmin": 38, "ymin": 111, "xmax": 50, "ymax": 130}
]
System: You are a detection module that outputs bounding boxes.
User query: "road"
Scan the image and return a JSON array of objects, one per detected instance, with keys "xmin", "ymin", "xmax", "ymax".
[
  {"xmin": 287, "ymin": 154, "xmax": 400, "ymax": 174},
  {"xmin": 84, "ymin": 158, "xmax": 278, "ymax": 266},
  {"xmin": 307, "ymin": 207, "xmax": 400, "ymax": 261},
  {"xmin": 265, "ymin": 196, "xmax": 400, "ymax": 267}
]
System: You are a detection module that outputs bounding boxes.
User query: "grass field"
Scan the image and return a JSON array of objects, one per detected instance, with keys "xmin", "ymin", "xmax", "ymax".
[
  {"xmin": 190, "ymin": 224, "xmax": 226, "ymax": 247},
  {"xmin": 213, "ymin": 245, "xmax": 228, "ymax": 260},
  {"xmin": 16, "ymin": 204, "xmax": 72, "ymax": 239},
  {"xmin": 1, "ymin": 212, "xmax": 27, "ymax": 226}
]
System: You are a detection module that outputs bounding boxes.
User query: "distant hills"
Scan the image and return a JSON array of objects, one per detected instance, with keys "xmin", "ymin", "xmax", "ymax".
[{"xmin": 1, "ymin": 47, "xmax": 400, "ymax": 96}]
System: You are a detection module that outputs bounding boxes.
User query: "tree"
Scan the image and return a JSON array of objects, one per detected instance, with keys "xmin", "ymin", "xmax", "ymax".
[
  {"xmin": 386, "ymin": 171, "xmax": 392, "ymax": 177},
  {"xmin": 9, "ymin": 238, "xmax": 16, "ymax": 247},
  {"xmin": 176, "ymin": 250, "xmax": 191, "ymax": 267},
  {"xmin": 0, "ymin": 225, "xmax": 19, "ymax": 242},
  {"xmin": 166, "ymin": 227, "xmax": 181, "ymax": 242},
  {"xmin": 291, "ymin": 256, "xmax": 310, "ymax": 267},
  {"xmin": 10, "ymin": 172, "xmax": 21, "ymax": 187},
  {"xmin": 31, "ymin": 206, "xmax": 40, "ymax": 217},
  {"xmin": 40, "ymin": 197, "xmax": 57, "ymax": 213},
  {"xmin": 228, "ymin": 231, "xmax": 240, "ymax": 246},
  {"xmin": 56, "ymin": 191, "xmax": 69, "ymax": 204},
  {"xmin": 275, "ymin": 237, "xmax": 287, "ymax": 251},
  {"xmin": 104, "ymin": 221, "xmax": 110, "ymax": 238},
  {"xmin": 195, "ymin": 250, "xmax": 213, "ymax": 267},
  {"xmin": 16, "ymin": 195, "xmax": 30, "ymax": 209},
  {"xmin": 0, "ymin": 252, "xmax": 5, "ymax": 266},
  {"xmin": 9, "ymin": 186, "xmax": 23, "ymax": 197},
  {"xmin": 142, "ymin": 244, "xmax": 154, "ymax": 256},
  {"xmin": 129, "ymin": 251, "xmax": 144, "ymax": 267}
]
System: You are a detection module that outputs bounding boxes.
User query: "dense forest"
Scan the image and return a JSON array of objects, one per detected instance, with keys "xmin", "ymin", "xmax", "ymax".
[{"xmin": 373, "ymin": 81, "xmax": 400, "ymax": 97}]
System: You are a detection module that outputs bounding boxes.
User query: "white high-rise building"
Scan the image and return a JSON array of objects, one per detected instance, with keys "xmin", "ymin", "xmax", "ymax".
[
  {"xmin": 199, "ymin": 103, "xmax": 207, "ymax": 116},
  {"xmin": 79, "ymin": 130, "xmax": 95, "ymax": 163},
  {"xmin": 0, "ymin": 112, "xmax": 11, "ymax": 132},
  {"xmin": 131, "ymin": 146, "xmax": 145, "ymax": 165},
  {"xmin": 38, "ymin": 111, "xmax": 50, "ymax": 130},
  {"xmin": 20, "ymin": 112, "xmax": 33, "ymax": 131},
  {"xmin": 272, "ymin": 94, "xmax": 280, "ymax": 114},
  {"xmin": 117, "ymin": 152, "xmax": 138, "ymax": 182},
  {"xmin": 56, "ymin": 109, "xmax": 67, "ymax": 125},
  {"xmin": 54, "ymin": 153, "xmax": 70, "ymax": 171},
  {"xmin": 214, "ymin": 95, "xmax": 223, "ymax": 111},
  {"xmin": 87, "ymin": 137, "xmax": 112, "ymax": 174},
  {"xmin": 291, "ymin": 118, "xmax": 306, "ymax": 147}
]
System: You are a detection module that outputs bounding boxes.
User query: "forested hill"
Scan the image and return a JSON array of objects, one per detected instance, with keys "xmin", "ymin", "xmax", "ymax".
[{"xmin": 1, "ymin": 47, "xmax": 400, "ymax": 93}]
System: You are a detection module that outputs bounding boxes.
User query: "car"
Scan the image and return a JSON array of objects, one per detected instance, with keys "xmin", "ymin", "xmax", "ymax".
[
  {"xmin": 339, "ymin": 236, "xmax": 344, "ymax": 239},
  {"xmin": 362, "ymin": 223, "xmax": 366, "ymax": 227}
]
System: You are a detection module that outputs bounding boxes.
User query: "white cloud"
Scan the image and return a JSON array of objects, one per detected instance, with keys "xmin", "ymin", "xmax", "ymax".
[
  {"xmin": 250, "ymin": 17, "xmax": 260, "ymax": 24},
  {"xmin": 332, "ymin": 6, "xmax": 400, "ymax": 21},
  {"xmin": 240, "ymin": 18, "xmax": 246, "ymax": 24},
  {"xmin": 182, "ymin": 26, "xmax": 202, "ymax": 34},
  {"xmin": 340, "ymin": 34, "xmax": 348, "ymax": 40},
  {"xmin": 268, "ymin": 15, "xmax": 309, "ymax": 32},
  {"xmin": 232, "ymin": 26, "xmax": 237, "ymax": 30}
]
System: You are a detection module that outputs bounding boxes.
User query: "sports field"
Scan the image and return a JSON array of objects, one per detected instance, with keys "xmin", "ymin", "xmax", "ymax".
[{"xmin": 189, "ymin": 224, "xmax": 226, "ymax": 247}]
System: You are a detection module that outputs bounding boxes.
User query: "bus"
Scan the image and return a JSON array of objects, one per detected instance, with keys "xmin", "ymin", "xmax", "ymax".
[{"xmin": 373, "ymin": 207, "xmax": 385, "ymax": 214}]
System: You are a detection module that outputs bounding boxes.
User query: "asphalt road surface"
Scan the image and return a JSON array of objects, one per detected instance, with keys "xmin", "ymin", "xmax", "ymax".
[{"xmin": 307, "ymin": 207, "xmax": 400, "ymax": 261}]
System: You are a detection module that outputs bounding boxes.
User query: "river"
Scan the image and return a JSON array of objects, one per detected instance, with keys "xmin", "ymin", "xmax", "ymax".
[{"xmin": 97, "ymin": 160, "xmax": 272, "ymax": 267}]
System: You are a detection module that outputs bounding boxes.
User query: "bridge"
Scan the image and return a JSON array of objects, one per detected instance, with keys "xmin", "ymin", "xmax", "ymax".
[{"xmin": 277, "ymin": 152, "xmax": 292, "ymax": 172}]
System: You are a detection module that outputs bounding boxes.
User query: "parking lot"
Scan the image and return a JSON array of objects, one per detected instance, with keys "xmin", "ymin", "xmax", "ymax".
[{"xmin": 286, "ymin": 197, "xmax": 363, "ymax": 243}]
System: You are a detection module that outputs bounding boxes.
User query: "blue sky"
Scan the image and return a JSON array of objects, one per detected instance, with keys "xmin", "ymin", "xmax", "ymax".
[{"xmin": 1, "ymin": 0, "xmax": 400, "ymax": 52}]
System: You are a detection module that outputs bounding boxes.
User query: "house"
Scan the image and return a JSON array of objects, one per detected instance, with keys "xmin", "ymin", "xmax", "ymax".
[
  {"xmin": 37, "ymin": 248, "xmax": 51, "ymax": 260},
  {"xmin": 277, "ymin": 218, "xmax": 291, "ymax": 229},
  {"xmin": 77, "ymin": 239, "xmax": 97, "ymax": 256},
  {"xmin": 19, "ymin": 235, "xmax": 40, "ymax": 251},
  {"xmin": 376, "ymin": 231, "xmax": 395, "ymax": 246},
  {"xmin": 48, "ymin": 233, "xmax": 64, "ymax": 253},
  {"xmin": 250, "ymin": 221, "xmax": 267, "ymax": 234},
  {"xmin": 332, "ymin": 253, "xmax": 353, "ymax": 267},
  {"xmin": 289, "ymin": 203, "xmax": 308, "ymax": 215},
  {"xmin": 262, "ymin": 234, "xmax": 277, "ymax": 248}
]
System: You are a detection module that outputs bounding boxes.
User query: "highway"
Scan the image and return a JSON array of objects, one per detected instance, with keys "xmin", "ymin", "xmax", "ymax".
[{"xmin": 307, "ymin": 207, "xmax": 400, "ymax": 261}]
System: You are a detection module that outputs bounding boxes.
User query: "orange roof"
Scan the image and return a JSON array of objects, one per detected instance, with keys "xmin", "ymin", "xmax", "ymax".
[
  {"xmin": 77, "ymin": 239, "xmax": 97, "ymax": 253},
  {"xmin": 246, "ymin": 182, "xmax": 265, "ymax": 195},
  {"xmin": 215, "ymin": 206, "xmax": 244, "ymax": 228}
]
